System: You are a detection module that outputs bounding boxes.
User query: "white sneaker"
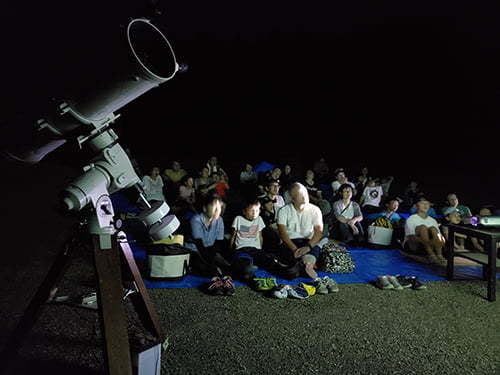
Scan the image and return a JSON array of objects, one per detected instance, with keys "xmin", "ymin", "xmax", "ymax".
[
  {"xmin": 272, "ymin": 285, "xmax": 292, "ymax": 299},
  {"xmin": 376, "ymin": 275, "xmax": 394, "ymax": 290},
  {"xmin": 387, "ymin": 276, "xmax": 404, "ymax": 290}
]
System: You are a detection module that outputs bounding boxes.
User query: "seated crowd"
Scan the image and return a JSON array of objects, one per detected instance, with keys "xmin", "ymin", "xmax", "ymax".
[{"xmin": 138, "ymin": 156, "xmax": 495, "ymax": 293}]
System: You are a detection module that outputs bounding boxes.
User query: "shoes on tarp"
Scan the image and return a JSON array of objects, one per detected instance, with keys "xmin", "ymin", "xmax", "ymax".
[
  {"xmin": 314, "ymin": 278, "xmax": 329, "ymax": 295},
  {"xmin": 206, "ymin": 275, "xmax": 236, "ymax": 296},
  {"xmin": 207, "ymin": 276, "xmax": 225, "ymax": 296},
  {"xmin": 323, "ymin": 276, "xmax": 339, "ymax": 293},
  {"xmin": 288, "ymin": 283, "xmax": 316, "ymax": 299},
  {"xmin": 254, "ymin": 278, "xmax": 278, "ymax": 291},
  {"xmin": 272, "ymin": 284, "xmax": 293, "ymax": 299},
  {"xmin": 222, "ymin": 276, "xmax": 236, "ymax": 296},
  {"xmin": 271, "ymin": 283, "xmax": 316, "ymax": 299}
]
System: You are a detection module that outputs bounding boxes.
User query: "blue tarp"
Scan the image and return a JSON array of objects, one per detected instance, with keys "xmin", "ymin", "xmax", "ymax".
[
  {"xmin": 112, "ymin": 191, "xmax": 497, "ymax": 290},
  {"xmin": 129, "ymin": 241, "xmax": 496, "ymax": 289}
]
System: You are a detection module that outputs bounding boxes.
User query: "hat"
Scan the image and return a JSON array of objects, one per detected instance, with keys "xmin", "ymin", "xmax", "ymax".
[
  {"xmin": 266, "ymin": 178, "xmax": 280, "ymax": 186},
  {"xmin": 443, "ymin": 207, "xmax": 461, "ymax": 216}
]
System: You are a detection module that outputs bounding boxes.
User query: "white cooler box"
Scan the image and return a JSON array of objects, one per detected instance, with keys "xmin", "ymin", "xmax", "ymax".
[
  {"xmin": 367, "ymin": 225, "xmax": 393, "ymax": 246},
  {"xmin": 147, "ymin": 244, "xmax": 191, "ymax": 281}
]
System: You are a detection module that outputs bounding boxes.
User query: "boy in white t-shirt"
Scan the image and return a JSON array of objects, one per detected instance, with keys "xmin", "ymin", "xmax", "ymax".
[
  {"xmin": 229, "ymin": 199, "xmax": 269, "ymax": 280},
  {"xmin": 403, "ymin": 198, "xmax": 446, "ymax": 265}
]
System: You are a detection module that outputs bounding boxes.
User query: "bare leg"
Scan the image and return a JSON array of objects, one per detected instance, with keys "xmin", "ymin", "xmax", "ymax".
[
  {"xmin": 414, "ymin": 226, "xmax": 435, "ymax": 258},
  {"xmin": 302, "ymin": 255, "xmax": 318, "ymax": 280},
  {"xmin": 429, "ymin": 227, "xmax": 446, "ymax": 264}
]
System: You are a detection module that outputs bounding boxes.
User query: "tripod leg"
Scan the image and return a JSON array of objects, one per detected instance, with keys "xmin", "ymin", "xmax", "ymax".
[
  {"xmin": 0, "ymin": 231, "xmax": 77, "ymax": 373},
  {"xmin": 118, "ymin": 232, "xmax": 164, "ymax": 342},
  {"xmin": 92, "ymin": 235, "xmax": 133, "ymax": 375}
]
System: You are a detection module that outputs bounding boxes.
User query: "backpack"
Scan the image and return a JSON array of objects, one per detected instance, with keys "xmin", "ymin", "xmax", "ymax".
[{"xmin": 319, "ymin": 241, "xmax": 355, "ymax": 274}]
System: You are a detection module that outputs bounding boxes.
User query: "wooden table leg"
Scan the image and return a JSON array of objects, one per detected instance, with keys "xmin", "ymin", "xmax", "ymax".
[
  {"xmin": 487, "ymin": 238, "xmax": 497, "ymax": 302},
  {"xmin": 446, "ymin": 227, "xmax": 455, "ymax": 280}
]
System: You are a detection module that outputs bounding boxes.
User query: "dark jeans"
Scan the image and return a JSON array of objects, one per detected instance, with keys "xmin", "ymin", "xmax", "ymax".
[
  {"xmin": 231, "ymin": 247, "xmax": 288, "ymax": 281},
  {"xmin": 190, "ymin": 243, "xmax": 231, "ymax": 277},
  {"xmin": 332, "ymin": 221, "xmax": 364, "ymax": 243}
]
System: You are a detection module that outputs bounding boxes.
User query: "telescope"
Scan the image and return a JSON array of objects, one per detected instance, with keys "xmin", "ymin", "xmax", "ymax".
[
  {"xmin": 4, "ymin": 17, "xmax": 183, "ymax": 245},
  {"xmin": 1, "ymin": 17, "xmax": 185, "ymax": 375},
  {"xmin": 465, "ymin": 216, "xmax": 500, "ymax": 228}
]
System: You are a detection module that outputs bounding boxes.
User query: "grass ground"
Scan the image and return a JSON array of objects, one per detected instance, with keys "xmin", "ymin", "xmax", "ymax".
[
  {"xmin": 2, "ymin": 240, "xmax": 500, "ymax": 375},
  {"xmin": 151, "ymin": 281, "xmax": 500, "ymax": 375}
]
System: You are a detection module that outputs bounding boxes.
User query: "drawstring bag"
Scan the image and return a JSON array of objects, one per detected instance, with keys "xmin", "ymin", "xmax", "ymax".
[{"xmin": 319, "ymin": 241, "xmax": 355, "ymax": 274}]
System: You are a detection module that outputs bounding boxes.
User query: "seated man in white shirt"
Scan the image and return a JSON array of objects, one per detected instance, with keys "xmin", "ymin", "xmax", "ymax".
[
  {"xmin": 277, "ymin": 183, "xmax": 330, "ymax": 285},
  {"xmin": 403, "ymin": 198, "xmax": 446, "ymax": 265}
]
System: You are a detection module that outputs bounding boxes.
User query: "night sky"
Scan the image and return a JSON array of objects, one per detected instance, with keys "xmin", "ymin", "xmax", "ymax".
[{"xmin": 1, "ymin": 1, "xmax": 499, "ymax": 205}]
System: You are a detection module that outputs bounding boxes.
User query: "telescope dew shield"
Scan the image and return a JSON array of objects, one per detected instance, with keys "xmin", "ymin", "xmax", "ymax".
[
  {"xmin": 2, "ymin": 18, "xmax": 179, "ymax": 163},
  {"xmin": 66, "ymin": 18, "xmax": 178, "ymax": 124}
]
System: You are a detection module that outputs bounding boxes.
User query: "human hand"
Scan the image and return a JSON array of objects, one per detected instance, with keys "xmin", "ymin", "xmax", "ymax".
[
  {"xmin": 294, "ymin": 246, "xmax": 310, "ymax": 258},
  {"xmin": 349, "ymin": 223, "xmax": 359, "ymax": 236}
]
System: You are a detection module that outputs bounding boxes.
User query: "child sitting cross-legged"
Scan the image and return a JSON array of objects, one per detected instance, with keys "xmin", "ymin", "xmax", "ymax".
[{"xmin": 230, "ymin": 199, "xmax": 285, "ymax": 283}]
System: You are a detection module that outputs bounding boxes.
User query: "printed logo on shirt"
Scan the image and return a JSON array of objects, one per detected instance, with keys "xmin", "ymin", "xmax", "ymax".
[
  {"xmin": 239, "ymin": 225, "xmax": 259, "ymax": 238},
  {"xmin": 370, "ymin": 189, "xmax": 379, "ymax": 199}
]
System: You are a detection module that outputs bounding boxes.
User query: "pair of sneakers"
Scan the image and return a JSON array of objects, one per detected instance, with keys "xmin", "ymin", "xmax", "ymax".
[
  {"xmin": 376, "ymin": 275, "xmax": 426, "ymax": 291},
  {"xmin": 272, "ymin": 283, "xmax": 316, "ymax": 299},
  {"xmin": 315, "ymin": 276, "xmax": 340, "ymax": 294},
  {"xmin": 207, "ymin": 276, "xmax": 235, "ymax": 296},
  {"xmin": 254, "ymin": 278, "xmax": 278, "ymax": 291}
]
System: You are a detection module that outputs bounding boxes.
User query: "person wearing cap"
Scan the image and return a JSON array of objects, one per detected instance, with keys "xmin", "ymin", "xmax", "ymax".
[
  {"xmin": 441, "ymin": 207, "xmax": 484, "ymax": 252},
  {"xmin": 403, "ymin": 198, "xmax": 446, "ymax": 265},
  {"xmin": 409, "ymin": 196, "xmax": 439, "ymax": 218},
  {"xmin": 331, "ymin": 168, "xmax": 356, "ymax": 198},
  {"xmin": 441, "ymin": 193, "xmax": 472, "ymax": 218},
  {"xmin": 261, "ymin": 178, "xmax": 285, "ymax": 211}
]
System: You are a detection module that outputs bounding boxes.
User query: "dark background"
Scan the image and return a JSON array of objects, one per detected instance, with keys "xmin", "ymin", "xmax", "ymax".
[{"xmin": 0, "ymin": 0, "xmax": 499, "ymax": 208}]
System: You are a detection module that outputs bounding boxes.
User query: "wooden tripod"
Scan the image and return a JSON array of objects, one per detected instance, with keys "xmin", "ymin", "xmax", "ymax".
[{"xmin": 0, "ymin": 224, "xmax": 163, "ymax": 375}]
